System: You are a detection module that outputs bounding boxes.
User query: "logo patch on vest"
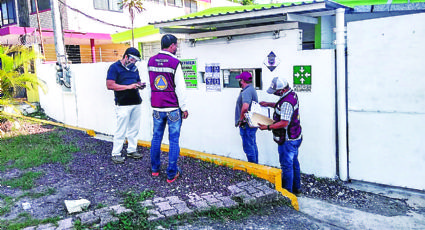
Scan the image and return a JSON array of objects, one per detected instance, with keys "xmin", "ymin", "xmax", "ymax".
[{"xmin": 154, "ymin": 75, "xmax": 168, "ymax": 90}]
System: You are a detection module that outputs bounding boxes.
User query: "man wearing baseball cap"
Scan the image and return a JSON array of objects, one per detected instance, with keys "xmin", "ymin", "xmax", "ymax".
[
  {"xmin": 235, "ymin": 71, "xmax": 259, "ymax": 164},
  {"xmin": 106, "ymin": 47, "xmax": 145, "ymax": 164},
  {"xmin": 259, "ymin": 77, "xmax": 303, "ymax": 194}
]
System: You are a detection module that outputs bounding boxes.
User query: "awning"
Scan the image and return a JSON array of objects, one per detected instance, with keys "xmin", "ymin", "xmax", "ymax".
[{"xmin": 150, "ymin": 0, "xmax": 352, "ymax": 39}]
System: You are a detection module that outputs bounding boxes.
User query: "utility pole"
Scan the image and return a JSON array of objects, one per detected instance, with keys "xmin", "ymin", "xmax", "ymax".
[
  {"xmin": 34, "ymin": 0, "xmax": 45, "ymax": 55},
  {"xmin": 50, "ymin": 0, "xmax": 71, "ymax": 88}
]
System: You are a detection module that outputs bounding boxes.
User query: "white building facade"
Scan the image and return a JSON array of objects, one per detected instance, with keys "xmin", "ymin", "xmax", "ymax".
[{"xmin": 37, "ymin": 2, "xmax": 425, "ymax": 191}]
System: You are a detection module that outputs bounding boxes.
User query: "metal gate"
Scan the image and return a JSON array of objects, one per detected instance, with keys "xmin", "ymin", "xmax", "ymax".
[{"xmin": 346, "ymin": 13, "xmax": 425, "ymax": 190}]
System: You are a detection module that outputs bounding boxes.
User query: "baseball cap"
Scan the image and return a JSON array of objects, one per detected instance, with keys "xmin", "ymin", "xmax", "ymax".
[
  {"xmin": 124, "ymin": 47, "xmax": 141, "ymax": 61},
  {"xmin": 267, "ymin": 77, "xmax": 289, "ymax": 94},
  {"xmin": 235, "ymin": 72, "xmax": 253, "ymax": 82}
]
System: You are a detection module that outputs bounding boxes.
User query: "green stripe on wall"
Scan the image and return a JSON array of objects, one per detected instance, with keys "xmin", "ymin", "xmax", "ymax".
[{"xmin": 315, "ymin": 17, "xmax": 321, "ymax": 49}]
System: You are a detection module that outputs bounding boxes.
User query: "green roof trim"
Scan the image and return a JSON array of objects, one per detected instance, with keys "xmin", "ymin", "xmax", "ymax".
[
  {"xmin": 170, "ymin": 0, "xmax": 425, "ymax": 21},
  {"xmin": 112, "ymin": 25, "xmax": 159, "ymax": 43},
  {"xmin": 335, "ymin": 0, "xmax": 425, "ymax": 7},
  {"xmin": 112, "ymin": 0, "xmax": 425, "ymax": 43},
  {"xmin": 177, "ymin": 3, "xmax": 299, "ymax": 19}
]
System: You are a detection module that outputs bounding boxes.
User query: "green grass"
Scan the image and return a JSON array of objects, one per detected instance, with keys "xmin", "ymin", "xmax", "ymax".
[
  {"xmin": 0, "ymin": 187, "xmax": 56, "ymax": 217},
  {"xmin": 95, "ymin": 203, "xmax": 108, "ymax": 209},
  {"xmin": 0, "ymin": 194, "xmax": 14, "ymax": 216},
  {"xmin": 24, "ymin": 105, "xmax": 49, "ymax": 120},
  {"xmin": 98, "ymin": 190, "xmax": 157, "ymax": 230},
  {"xmin": 0, "ymin": 213, "xmax": 61, "ymax": 230},
  {"xmin": 25, "ymin": 187, "xmax": 56, "ymax": 198},
  {"xmin": 0, "ymin": 120, "xmax": 78, "ymax": 222},
  {"xmin": 2, "ymin": 171, "xmax": 44, "ymax": 190},
  {"xmin": 0, "ymin": 131, "xmax": 79, "ymax": 171}
]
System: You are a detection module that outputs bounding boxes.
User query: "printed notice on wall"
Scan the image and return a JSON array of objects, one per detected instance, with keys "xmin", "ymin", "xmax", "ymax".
[
  {"xmin": 205, "ymin": 63, "xmax": 221, "ymax": 92},
  {"xmin": 293, "ymin": 65, "xmax": 312, "ymax": 92},
  {"xmin": 181, "ymin": 59, "xmax": 198, "ymax": 89}
]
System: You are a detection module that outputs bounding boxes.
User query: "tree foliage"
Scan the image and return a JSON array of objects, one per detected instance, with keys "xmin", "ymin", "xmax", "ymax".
[
  {"xmin": 120, "ymin": 0, "xmax": 145, "ymax": 47},
  {"xmin": 0, "ymin": 45, "xmax": 46, "ymax": 107},
  {"xmin": 241, "ymin": 0, "xmax": 253, "ymax": 5}
]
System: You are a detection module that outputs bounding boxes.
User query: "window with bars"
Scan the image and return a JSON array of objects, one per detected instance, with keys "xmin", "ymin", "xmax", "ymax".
[
  {"xmin": 94, "ymin": 0, "xmax": 122, "ymax": 12},
  {"xmin": 30, "ymin": 0, "xmax": 50, "ymax": 13},
  {"xmin": 222, "ymin": 69, "xmax": 262, "ymax": 90},
  {"xmin": 1, "ymin": 0, "xmax": 16, "ymax": 26}
]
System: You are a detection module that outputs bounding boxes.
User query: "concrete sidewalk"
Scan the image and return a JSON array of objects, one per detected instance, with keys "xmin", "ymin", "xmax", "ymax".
[{"xmin": 299, "ymin": 181, "xmax": 425, "ymax": 229}]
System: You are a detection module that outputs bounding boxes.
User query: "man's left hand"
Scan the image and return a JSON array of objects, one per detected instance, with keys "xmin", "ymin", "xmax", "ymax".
[
  {"xmin": 258, "ymin": 123, "xmax": 268, "ymax": 130},
  {"xmin": 182, "ymin": 111, "xmax": 189, "ymax": 119}
]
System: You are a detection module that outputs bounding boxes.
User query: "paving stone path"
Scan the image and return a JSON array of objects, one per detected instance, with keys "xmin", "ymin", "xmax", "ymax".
[{"xmin": 23, "ymin": 180, "xmax": 284, "ymax": 229}]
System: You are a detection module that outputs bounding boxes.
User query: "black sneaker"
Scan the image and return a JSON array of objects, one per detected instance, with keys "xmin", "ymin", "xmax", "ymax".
[
  {"xmin": 112, "ymin": 156, "xmax": 125, "ymax": 164},
  {"xmin": 293, "ymin": 188, "xmax": 303, "ymax": 196},
  {"xmin": 127, "ymin": 152, "xmax": 143, "ymax": 159}
]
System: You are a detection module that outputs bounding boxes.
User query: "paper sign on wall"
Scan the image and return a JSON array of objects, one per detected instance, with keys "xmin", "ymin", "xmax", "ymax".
[
  {"xmin": 205, "ymin": 63, "xmax": 221, "ymax": 92},
  {"xmin": 181, "ymin": 59, "xmax": 198, "ymax": 89}
]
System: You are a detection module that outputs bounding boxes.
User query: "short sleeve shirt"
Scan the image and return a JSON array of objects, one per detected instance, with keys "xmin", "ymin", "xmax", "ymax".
[
  {"xmin": 235, "ymin": 84, "xmax": 258, "ymax": 124},
  {"xmin": 279, "ymin": 102, "xmax": 294, "ymax": 121},
  {"xmin": 107, "ymin": 61, "xmax": 142, "ymax": 105}
]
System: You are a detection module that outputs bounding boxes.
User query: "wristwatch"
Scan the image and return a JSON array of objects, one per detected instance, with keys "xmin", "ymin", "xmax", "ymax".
[{"xmin": 267, "ymin": 125, "xmax": 271, "ymax": 130}]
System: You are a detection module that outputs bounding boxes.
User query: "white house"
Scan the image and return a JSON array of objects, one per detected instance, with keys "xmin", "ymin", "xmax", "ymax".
[{"xmin": 37, "ymin": 1, "xmax": 425, "ymax": 191}]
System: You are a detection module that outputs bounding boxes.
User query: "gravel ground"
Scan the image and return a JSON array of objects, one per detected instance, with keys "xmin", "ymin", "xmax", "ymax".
[{"xmin": 0, "ymin": 119, "xmax": 411, "ymax": 227}]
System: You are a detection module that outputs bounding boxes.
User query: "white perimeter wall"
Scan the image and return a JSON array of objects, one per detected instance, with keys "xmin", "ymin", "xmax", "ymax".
[
  {"xmin": 38, "ymin": 29, "xmax": 337, "ymax": 178},
  {"xmin": 347, "ymin": 13, "xmax": 425, "ymax": 190}
]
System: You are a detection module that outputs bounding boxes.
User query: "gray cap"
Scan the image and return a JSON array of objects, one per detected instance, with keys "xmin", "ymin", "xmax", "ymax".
[{"xmin": 266, "ymin": 77, "xmax": 288, "ymax": 94}]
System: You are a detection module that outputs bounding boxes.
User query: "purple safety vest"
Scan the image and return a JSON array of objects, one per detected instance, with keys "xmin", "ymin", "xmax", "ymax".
[
  {"xmin": 273, "ymin": 90, "xmax": 302, "ymax": 140},
  {"xmin": 148, "ymin": 53, "xmax": 180, "ymax": 108}
]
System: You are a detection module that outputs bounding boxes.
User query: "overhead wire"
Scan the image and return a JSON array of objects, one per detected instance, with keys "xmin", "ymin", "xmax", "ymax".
[
  {"xmin": 57, "ymin": 0, "xmax": 131, "ymax": 30},
  {"xmin": 54, "ymin": 0, "xmax": 131, "ymax": 63}
]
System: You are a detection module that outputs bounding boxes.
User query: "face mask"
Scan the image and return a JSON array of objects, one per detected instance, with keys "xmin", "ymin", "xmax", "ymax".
[
  {"xmin": 125, "ymin": 62, "xmax": 135, "ymax": 69},
  {"xmin": 239, "ymin": 81, "xmax": 243, "ymax": 88}
]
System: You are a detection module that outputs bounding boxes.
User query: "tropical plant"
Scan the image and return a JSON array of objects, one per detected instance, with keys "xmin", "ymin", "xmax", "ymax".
[
  {"xmin": 241, "ymin": 0, "xmax": 253, "ymax": 5},
  {"xmin": 120, "ymin": 0, "xmax": 145, "ymax": 47},
  {"xmin": 0, "ymin": 45, "xmax": 46, "ymax": 109}
]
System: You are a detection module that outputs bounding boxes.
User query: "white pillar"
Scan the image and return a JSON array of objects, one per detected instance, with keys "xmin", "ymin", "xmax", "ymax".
[
  {"xmin": 335, "ymin": 8, "xmax": 348, "ymax": 181},
  {"xmin": 50, "ymin": 0, "xmax": 66, "ymax": 64}
]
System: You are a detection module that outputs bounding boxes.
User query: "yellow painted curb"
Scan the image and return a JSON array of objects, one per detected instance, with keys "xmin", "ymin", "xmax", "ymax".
[{"xmin": 1, "ymin": 112, "xmax": 298, "ymax": 210}]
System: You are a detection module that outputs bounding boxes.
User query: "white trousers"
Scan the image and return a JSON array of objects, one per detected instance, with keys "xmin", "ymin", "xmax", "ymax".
[{"xmin": 112, "ymin": 104, "xmax": 142, "ymax": 156}]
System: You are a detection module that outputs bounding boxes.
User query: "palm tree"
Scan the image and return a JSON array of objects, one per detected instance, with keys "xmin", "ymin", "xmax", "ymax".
[
  {"xmin": 120, "ymin": 0, "xmax": 145, "ymax": 47},
  {"xmin": 0, "ymin": 45, "xmax": 46, "ymax": 109}
]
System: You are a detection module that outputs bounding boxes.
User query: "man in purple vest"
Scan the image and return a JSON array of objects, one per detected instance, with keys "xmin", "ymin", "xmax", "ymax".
[
  {"xmin": 259, "ymin": 77, "xmax": 303, "ymax": 194},
  {"xmin": 107, "ymin": 47, "xmax": 145, "ymax": 164},
  {"xmin": 148, "ymin": 34, "xmax": 189, "ymax": 183}
]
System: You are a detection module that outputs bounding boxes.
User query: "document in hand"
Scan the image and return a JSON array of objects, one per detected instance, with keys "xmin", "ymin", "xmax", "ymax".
[{"xmin": 245, "ymin": 101, "xmax": 274, "ymax": 127}]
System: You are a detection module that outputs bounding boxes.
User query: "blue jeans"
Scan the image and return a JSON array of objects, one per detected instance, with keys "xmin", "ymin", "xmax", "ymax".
[
  {"xmin": 239, "ymin": 126, "xmax": 259, "ymax": 164},
  {"xmin": 151, "ymin": 109, "xmax": 182, "ymax": 180},
  {"xmin": 278, "ymin": 138, "xmax": 302, "ymax": 193}
]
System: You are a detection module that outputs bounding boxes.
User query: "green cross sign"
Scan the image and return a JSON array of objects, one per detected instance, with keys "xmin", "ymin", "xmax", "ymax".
[{"xmin": 293, "ymin": 65, "xmax": 311, "ymax": 92}]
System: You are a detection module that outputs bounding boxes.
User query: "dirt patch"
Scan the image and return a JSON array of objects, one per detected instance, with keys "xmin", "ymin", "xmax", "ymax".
[
  {"xmin": 0, "ymin": 123, "xmax": 256, "ymax": 222},
  {"xmin": 301, "ymin": 174, "xmax": 410, "ymax": 217},
  {"xmin": 0, "ymin": 118, "xmax": 411, "ymax": 224}
]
